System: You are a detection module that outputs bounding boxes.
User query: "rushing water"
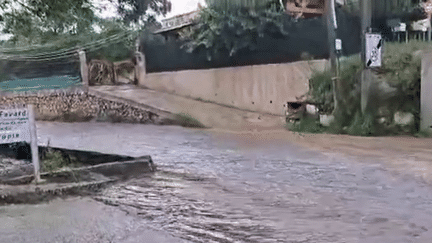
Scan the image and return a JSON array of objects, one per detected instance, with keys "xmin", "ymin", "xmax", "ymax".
[{"xmin": 31, "ymin": 122, "xmax": 432, "ymax": 242}]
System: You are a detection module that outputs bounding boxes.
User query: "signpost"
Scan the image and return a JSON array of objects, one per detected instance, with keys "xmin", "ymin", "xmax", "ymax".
[
  {"xmin": 365, "ymin": 33, "xmax": 383, "ymax": 68},
  {"xmin": 325, "ymin": 0, "xmax": 339, "ymax": 112},
  {"xmin": 335, "ymin": 39, "xmax": 342, "ymax": 52},
  {"xmin": 0, "ymin": 104, "xmax": 41, "ymax": 183},
  {"xmin": 335, "ymin": 38, "xmax": 342, "ymax": 78}
]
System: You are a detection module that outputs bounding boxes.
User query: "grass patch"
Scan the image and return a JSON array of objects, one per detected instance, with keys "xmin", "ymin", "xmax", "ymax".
[
  {"xmin": 41, "ymin": 150, "xmax": 81, "ymax": 173},
  {"xmin": 285, "ymin": 116, "xmax": 326, "ymax": 134},
  {"xmin": 344, "ymin": 111, "xmax": 377, "ymax": 136},
  {"xmin": 414, "ymin": 130, "xmax": 432, "ymax": 138},
  {"xmin": 173, "ymin": 113, "xmax": 206, "ymax": 128}
]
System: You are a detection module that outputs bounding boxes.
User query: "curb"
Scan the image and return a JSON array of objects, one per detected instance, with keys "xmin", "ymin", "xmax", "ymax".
[
  {"xmin": 1, "ymin": 156, "xmax": 155, "ymax": 185},
  {"xmin": 0, "ymin": 156, "xmax": 155, "ymax": 205},
  {"xmin": 0, "ymin": 179, "xmax": 114, "ymax": 205}
]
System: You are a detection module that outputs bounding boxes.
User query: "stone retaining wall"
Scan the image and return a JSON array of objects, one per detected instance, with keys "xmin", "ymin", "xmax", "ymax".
[{"xmin": 0, "ymin": 88, "xmax": 161, "ymax": 124}]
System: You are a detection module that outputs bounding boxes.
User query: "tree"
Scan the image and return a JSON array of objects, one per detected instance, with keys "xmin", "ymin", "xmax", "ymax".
[
  {"xmin": 181, "ymin": 0, "xmax": 288, "ymax": 60},
  {"xmin": 0, "ymin": 1, "xmax": 143, "ymax": 63},
  {"xmin": 112, "ymin": 0, "xmax": 172, "ymax": 23},
  {"xmin": 1, "ymin": 0, "xmax": 96, "ymax": 45}
]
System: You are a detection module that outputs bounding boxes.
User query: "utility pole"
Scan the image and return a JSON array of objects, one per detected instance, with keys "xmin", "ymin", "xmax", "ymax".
[
  {"xmin": 360, "ymin": 0, "xmax": 372, "ymax": 62},
  {"xmin": 325, "ymin": 0, "xmax": 339, "ymax": 112},
  {"xmin": 78, "ymin": 48, "xmax": 89, "ymax": 91},
  {"xmin": 360, "ymin": 0, "xmax": 372, "ymax": 114}
]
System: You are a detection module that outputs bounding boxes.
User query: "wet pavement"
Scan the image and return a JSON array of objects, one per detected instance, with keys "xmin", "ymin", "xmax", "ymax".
[
  {"xmin": 0, "ymin": 197, "xmax": 185, "ymax": 243},
  {"xmin": 2, "ymin": 121, "xmax": 432, "ymax": 242}
]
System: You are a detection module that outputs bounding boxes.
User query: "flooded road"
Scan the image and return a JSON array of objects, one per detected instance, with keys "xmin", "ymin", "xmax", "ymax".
[{"xmin": 5, "ymin": 122, "xmax": 432, "ymax": 242}]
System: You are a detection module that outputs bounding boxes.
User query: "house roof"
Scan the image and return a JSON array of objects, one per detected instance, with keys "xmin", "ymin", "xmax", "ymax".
[{"xmin": 154, "ymin": 10, "xmax": 200, "ymax": 34}]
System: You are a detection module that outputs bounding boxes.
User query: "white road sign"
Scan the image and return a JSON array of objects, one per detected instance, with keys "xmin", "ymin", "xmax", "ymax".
[
  {"xmin": 365, "ymin": 33, "xmax": 383, "ymax": 68},
  {"xmin": 335, "ymin": 39, "xmax": 342, "ymax": 51},
  {"xmin": 0, "ymin": 106, "xmax": 31, "ymax": 144},
  {"xmin": 0, "ymin": 104, "xmax": 41, "ymax": 182}
]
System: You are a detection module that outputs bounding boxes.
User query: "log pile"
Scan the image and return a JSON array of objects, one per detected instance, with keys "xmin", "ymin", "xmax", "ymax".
[
  {"xmin": 88, "ymin": 60, "xmax": 116, "ymax": 86},
  {"xmin": 114, "ymin": 60, "xmax": 135, "ymax": 85},
  {"xmin": 88, "ymin": 59, "xmax": 136, "ymax": 86},
  {"xmin": 0, "ymin": 91, "xmax": 158, "ymax": 124}
]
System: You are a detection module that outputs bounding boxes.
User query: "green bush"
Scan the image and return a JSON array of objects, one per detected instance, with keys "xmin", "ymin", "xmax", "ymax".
[
  {"xmin": 308, "ymin": 55, "xmax": 363, "ymax": 115},
  {"xmin": 286, "ymin": 116, "xmax": 325, "ymax": 134},
  {"xmin": 288, "ymin": 41, "xmax": 426, "ymax": 136},
  {"xmin": 308, "ymin": 71, "xmax": 334, "ymax": 114},
  {"xmin": 415, "ymin": 130, "xmax": 432, "ymax": 138},
  {"xmin": 41, "ymin": 151, "xmax": 69, "ymax": 172},
  {"xmin": 345, "ymin": 111, "xmax": 376, "ymax": 136}
]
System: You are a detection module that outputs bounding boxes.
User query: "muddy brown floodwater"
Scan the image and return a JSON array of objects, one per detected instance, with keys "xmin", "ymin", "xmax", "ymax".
[{"xmin": 2, "ymin": 122, "xmax": 432, "ymax": 243}]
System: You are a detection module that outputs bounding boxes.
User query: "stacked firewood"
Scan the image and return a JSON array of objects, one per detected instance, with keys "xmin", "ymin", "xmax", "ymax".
[
  {"xmin": 88, "ymin": 60, "xmax": 116, "ymax": 86},
  {"xmin": 0, "ymin": 91, "xmax": 157, "ymax": 124},
  {"xmin": 88, "ymin": 59, "xmax": 136, "ymax": 86}
]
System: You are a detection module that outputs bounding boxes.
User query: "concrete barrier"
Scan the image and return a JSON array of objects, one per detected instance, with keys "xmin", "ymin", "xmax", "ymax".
[
  {"xmin": 139, "ymin": 60, "xmax": 329, "ymax": 115},
  {"xmin": 0, "ymin": 154, "xmax": 154, "ymax": 205}
]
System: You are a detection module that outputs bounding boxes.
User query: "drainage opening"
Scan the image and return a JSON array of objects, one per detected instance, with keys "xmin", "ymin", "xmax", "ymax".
[{"xmin": 287, "ymin": 102, "xmax": 303, "ymax": 110}]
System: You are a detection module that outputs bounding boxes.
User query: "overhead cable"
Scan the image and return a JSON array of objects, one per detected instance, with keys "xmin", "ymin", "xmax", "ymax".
[
  {"xmin": 0, "ymin": 30, "xmax": 137, "ymax": 60},
  {"xmin": 0, "ymin": 31, "xmax": 136, "ymax": 61}
]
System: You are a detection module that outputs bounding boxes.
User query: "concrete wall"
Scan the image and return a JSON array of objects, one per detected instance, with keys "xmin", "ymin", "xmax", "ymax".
[{"xmin": 139, "ymin": 60, "xmax": 329, "ymax": 115}]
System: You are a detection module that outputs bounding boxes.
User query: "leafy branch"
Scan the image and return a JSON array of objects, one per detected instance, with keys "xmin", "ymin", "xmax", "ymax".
[{"xmin": 181, "ymin": 5, "xmax": 290, "ymax": 61}]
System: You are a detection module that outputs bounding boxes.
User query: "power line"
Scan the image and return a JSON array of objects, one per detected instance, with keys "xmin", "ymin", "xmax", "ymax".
[
  {"xmin": 0, "ymin": 54, "xmax": 79, "ymax": 62},
  {"xmin": 2, "ymin": 31, "xmax": 134, "ymax": 58},
  {"xmin": 0, "ymin": 30, "xmax": 137, "ymax": 61},
  {"xmin": 0, "ymin": 30, "xmax": 137, "ymax": 59},
  {"xmin": 0, "ymin": 43, "xmax": 58, "ymax": 52}
]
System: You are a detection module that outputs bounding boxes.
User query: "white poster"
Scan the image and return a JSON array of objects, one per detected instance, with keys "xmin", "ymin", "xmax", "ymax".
[{"xmin": 0, "ymin": 106, "xmax": 31, "ymax": 144}]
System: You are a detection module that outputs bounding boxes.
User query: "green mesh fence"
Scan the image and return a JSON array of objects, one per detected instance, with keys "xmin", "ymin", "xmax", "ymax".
[
  {"xmin": 0, "ymin": 75, "xmax": 82, "ymax": 92},
  {"xmin": 0, "ymin": 51, "xmax": 82, "ymax": 93}
]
